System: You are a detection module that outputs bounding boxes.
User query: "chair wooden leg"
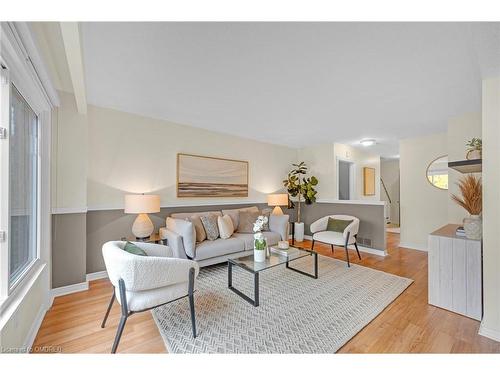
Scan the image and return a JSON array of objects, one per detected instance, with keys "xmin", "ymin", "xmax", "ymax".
[
  {"xmin": 311, "ymin": 239, "xmax": 315, "ymax": 251},
  {"xmin": 111, "ymin": 315, "xmax": 127, "ymax": 354},
  {"xmin": 188, "ymin": 267, "xmax": 197, "ymax": 338},
  {"xmin": 330, "ymin": 244, "xmax": 334, "ymax": 254},
  {"xmin": 354, "ymin": 241, "xmax": 361, "ymax": 260},
  {"xmin": 101, "ymin": 290, "xmax": 115, "ymax": 328}
]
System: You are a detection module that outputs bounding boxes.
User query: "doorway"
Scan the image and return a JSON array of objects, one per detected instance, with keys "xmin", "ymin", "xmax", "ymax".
[
  {"xmin": 380, "ymin": 158, "xmax": 400, "ymax": 233},
  {"xmin": 337, "ymin": 159, "xmax": 355, "ymax": 200}
]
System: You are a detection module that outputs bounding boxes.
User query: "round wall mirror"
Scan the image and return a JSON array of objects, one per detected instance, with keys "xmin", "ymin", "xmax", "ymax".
[{"xmin": 426, "ymin": 155, "xmax": 449, "ymax": 190}]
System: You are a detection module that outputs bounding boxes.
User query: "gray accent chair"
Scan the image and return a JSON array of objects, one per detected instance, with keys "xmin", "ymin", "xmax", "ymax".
[{"xmin": 309, "ymin": 215, "xmax": 361, "ymax": 267}]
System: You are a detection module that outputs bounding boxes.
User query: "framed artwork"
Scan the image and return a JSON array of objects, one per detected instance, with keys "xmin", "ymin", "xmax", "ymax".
[
  {"xmin": 177, "ymin": 153, "xmax": 249, "ymax": 197},
  {"xmin": 363, "ymin": 167, "xmax": 376, "ymax": 196}
]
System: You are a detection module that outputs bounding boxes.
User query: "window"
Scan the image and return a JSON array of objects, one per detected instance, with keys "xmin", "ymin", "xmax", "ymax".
[{"xmin": 8, "ymin": 85, "xmax": 39, "ymax": 286}]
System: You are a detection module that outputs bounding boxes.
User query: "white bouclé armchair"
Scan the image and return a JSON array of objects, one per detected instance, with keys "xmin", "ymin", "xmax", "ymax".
[
  {"xmin": 101, "ymin": 241, "xmax": 199, "ymax": 353},
  {"xmin": 309, "ymin": 215, "xmax": 361, "ymax": 267}
]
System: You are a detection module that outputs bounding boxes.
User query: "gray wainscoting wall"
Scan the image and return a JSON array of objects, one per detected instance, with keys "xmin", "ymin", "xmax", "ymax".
[
  {"xmin": 86, "ymin": 203, "xmax": 287, "ymax": 275},
  {"xmin": 52, "ymin": 213, "xmax": 87, "ymax": 288},
  {"xmin": 301, "ymin": 202, "xmax": 386, "ymax": 251},
  {"xmin": 51, "ymin": 201, "xmax": 384, "ymax": 288}
]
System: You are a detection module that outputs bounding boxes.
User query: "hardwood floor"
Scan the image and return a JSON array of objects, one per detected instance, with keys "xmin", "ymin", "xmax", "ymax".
[{"xmin": 32, "ymin": 233, "xmax": 500, "ymax": 353}]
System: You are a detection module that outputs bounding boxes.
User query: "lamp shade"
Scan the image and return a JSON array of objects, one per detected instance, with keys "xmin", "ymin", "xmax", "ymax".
[
  {"xmin": 267, "ymin": 193, "xmax": 288, "ymax": 207},
  {"xmin": 124, "ymin": 194, "xmax": 160, "ymax": 214}
]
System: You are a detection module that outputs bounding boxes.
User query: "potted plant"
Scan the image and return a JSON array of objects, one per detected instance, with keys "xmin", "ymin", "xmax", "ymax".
[
  {"xmin": 466, "ymin": 137, "xmax": 482, "ymax": 160},
  {"xmin": 451, "ymin": 175, "xmax": 482, "ymax": 240},
  {"xmin": 283, "ymin": 162, "xmax": 318, "ymax": 242},
  {"xmin": 253, "ymin": 215, "xmax": 269, "ymax": 262}
]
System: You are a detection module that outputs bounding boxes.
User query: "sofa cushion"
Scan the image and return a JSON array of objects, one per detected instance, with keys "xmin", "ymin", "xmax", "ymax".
[
  {"xmin": 200, "ymin": 214, "xmax": 220, "ymax": 241},
  {"xmin": 171, "ymin": 211, "xmax": 222, "ymax": 220},
  {"xmin": 166, "ymin": 217, "xmax": 196, "ymax": 258},
  {"xmin": 222, "ymin": 206, "xmax": 259, "ymax": 229},
  {"xmin": 238, "ymin": 211, "xmax": 260, "ymax": 233},
  {"xmin": 189, "ymin": 215, "xmax": 207, "ymax": 242},
  {"xmin": 313, "ymin": 230, "xmax": 355, "ymax": 245},
  {"xmin": 232, "ymin": 231, "xmax": 281, "ymax": 250},
  {"xmin": 194, "ymin": 237, "xmax": 245, "ymax": 261},
  {"xmin": 231, "ymin": 233, "xmax": 255, "ymax": 250},
  {"xmin": 218, "ymin": 214, "xmax": 234, "ymax": 239}
]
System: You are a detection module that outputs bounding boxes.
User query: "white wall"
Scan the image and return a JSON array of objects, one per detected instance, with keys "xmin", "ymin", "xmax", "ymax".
[
  {"xmin": 447, "ymin": 112, "xmax": 482, "ymax": 224},
  {"xmin": 400, "ymin": 133, "xmax": 448, "ymax": 250},
  {"xmin": 297, "ymin": 143, "xmax": 336, "ymax": 200},
  {"xmin": 51, "ymin": 91, "xmax": 88, "ymax": 211},
  {"xmin": 480, "ymin": 76, "xmax": 500, "ymax": 342},
  {"xmin": 86, "ymin": 104, "xmax": 297, "ymax": 209},
  {"xmin": 380, "ymin": 159, "xmax": 400, "ymax": 225},
  {"xmin": 298, "ymin": 142, "xmax": 381, "ymax": 203},
  {"xmin": 333, "ymin": 143, "xmax": 381, "ymax": 201}
]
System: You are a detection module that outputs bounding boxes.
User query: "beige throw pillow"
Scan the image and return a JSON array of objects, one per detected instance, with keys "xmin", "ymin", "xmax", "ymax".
[
  {"xmin": 222, "ymin": 206, "xmax": 259, "ymax": 229},
  {"xmin": 189, "ymin": 215, "xmax": 207, "ymax": 243},
  {"xmin": 217, "ymin": 214, "xmax": 234, "ymax": 239},
  {"xmin": 238, "ymin": 211, "xmax": 260, "ymax": 233}
]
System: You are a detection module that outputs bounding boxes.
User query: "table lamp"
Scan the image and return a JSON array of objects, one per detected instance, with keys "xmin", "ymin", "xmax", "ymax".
[
  {"xmin": 267, "ymin": 193, "xmax": 288, "ymax": 215},
  {"xmin": 125, "ymin": 194, "xmax": 161, "ymax": 239}
]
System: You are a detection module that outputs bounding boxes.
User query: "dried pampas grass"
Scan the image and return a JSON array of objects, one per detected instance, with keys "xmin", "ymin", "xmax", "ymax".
[{"xmin": 451, "ymin": 175, "xmax": 482, "ymax": 215}]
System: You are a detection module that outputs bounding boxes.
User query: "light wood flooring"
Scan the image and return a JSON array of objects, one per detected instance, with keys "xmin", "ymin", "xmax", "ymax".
[{"xmin": 32, "ymin": 233, "xmax": 500, "ymax": 353}]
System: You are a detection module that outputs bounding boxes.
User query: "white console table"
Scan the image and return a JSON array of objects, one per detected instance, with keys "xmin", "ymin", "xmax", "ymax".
[{"xmin": 428, "ymin": 224, "xmax": 482, "ymax": 321}]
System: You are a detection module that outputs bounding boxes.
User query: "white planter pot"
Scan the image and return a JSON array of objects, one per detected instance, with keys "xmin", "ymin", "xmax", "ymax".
[
  {"xmin": 254, "ymin": 249, "xmax": 266, "ymax": 262},
  {"xmin": 294, "ymin": 222, "xmax": 305, "ymax": 242},
  {"xmin": 463, "ymin": 215, "xmax": 482, "ymax": 240},
  {"xmin": 466, "ymin": 149, "xmax": 482, "ymax": 160}
]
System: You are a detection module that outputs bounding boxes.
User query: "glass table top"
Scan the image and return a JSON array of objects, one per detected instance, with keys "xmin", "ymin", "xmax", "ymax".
[{"xmin": 228, "ymin": 246, "xmax": 314, "ymax": 273}]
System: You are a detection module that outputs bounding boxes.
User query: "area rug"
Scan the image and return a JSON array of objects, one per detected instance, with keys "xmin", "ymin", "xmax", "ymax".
[{"xmin": 152, "ymin": 255, "xmax": 412, "ymax": 353}]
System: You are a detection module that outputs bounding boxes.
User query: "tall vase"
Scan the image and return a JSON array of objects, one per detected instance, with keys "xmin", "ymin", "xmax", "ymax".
[{"xmin": 463, "ymin": 215, "xmax": 482, "ymax": 240}]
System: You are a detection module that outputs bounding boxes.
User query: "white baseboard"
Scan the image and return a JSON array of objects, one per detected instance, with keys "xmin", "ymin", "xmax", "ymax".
[
  {"xmin": 86, "ymin": 270, "xmax": 108, "ymax": 282},
  {"xmin": 479, "ymin": 322, "xmax": 500, "ymax": 342},
  {"xmin": 23, "ymin": 302, "xmax": 49, "ymax": 349},
  {"xmin": 303, "ymin": 235, "xmax": 387, "ymax": 257},
  {"xmin": 50, "ymin": 281, "xmax": 89, "ymax": 302},
  {"xmin": 399, "ymin": 242, "xmax": 428, "ymax": 252}
]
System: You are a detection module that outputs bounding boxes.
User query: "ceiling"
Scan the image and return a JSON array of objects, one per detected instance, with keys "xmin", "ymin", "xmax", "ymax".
[{"xmin": 35, "ymin": 22, "xmax": 500, "ymax": 157}]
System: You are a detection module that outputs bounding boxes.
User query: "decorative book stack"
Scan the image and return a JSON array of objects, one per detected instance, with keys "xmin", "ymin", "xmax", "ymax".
[
  {"xmin": 456, "ymin": 226, "xmax": 466, "ymax": 237},
  {"xmin": 270, "ymin": 246, "xmax": 300, "ymax": 257}
]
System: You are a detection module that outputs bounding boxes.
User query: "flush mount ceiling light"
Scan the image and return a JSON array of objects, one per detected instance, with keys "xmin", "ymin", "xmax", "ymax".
[{"xmin": 360, "ymin": 139, "xmax": 376, "ymax": 147}]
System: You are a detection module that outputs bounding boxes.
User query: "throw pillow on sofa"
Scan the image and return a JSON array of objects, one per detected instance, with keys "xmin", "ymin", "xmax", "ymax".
[
  {"xmin": 238, "ymin": 211, "xmax": 260, "ymax": 233},
  {"xmin": 200, "ymin": 214, "xmax": 220, "ymax": 241},
  {"xmin": 222, "ymin": 206, "xmax": 259, "ymax": 229},
  {"xmin": 217, "ymin": 214, "xmax": 234, "ymax": 239},
  {"xmin": 260, "ymin": 209, "xmax": 271, "ymax": 231},
  {"xmin": 189, "ymin": 215, "xmax": 207, "ymax": 242}
]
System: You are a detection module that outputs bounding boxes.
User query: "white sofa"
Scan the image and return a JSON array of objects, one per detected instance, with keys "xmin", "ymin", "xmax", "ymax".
[{"xmin": 159, "ymin": 206, "xmax": 289, "ymax": 267}]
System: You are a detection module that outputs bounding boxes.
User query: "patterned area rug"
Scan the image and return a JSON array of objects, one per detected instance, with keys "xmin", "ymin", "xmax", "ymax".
[{"xmin": 152, "ymin": 255, "xmax": 412, "ymax": 353}]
